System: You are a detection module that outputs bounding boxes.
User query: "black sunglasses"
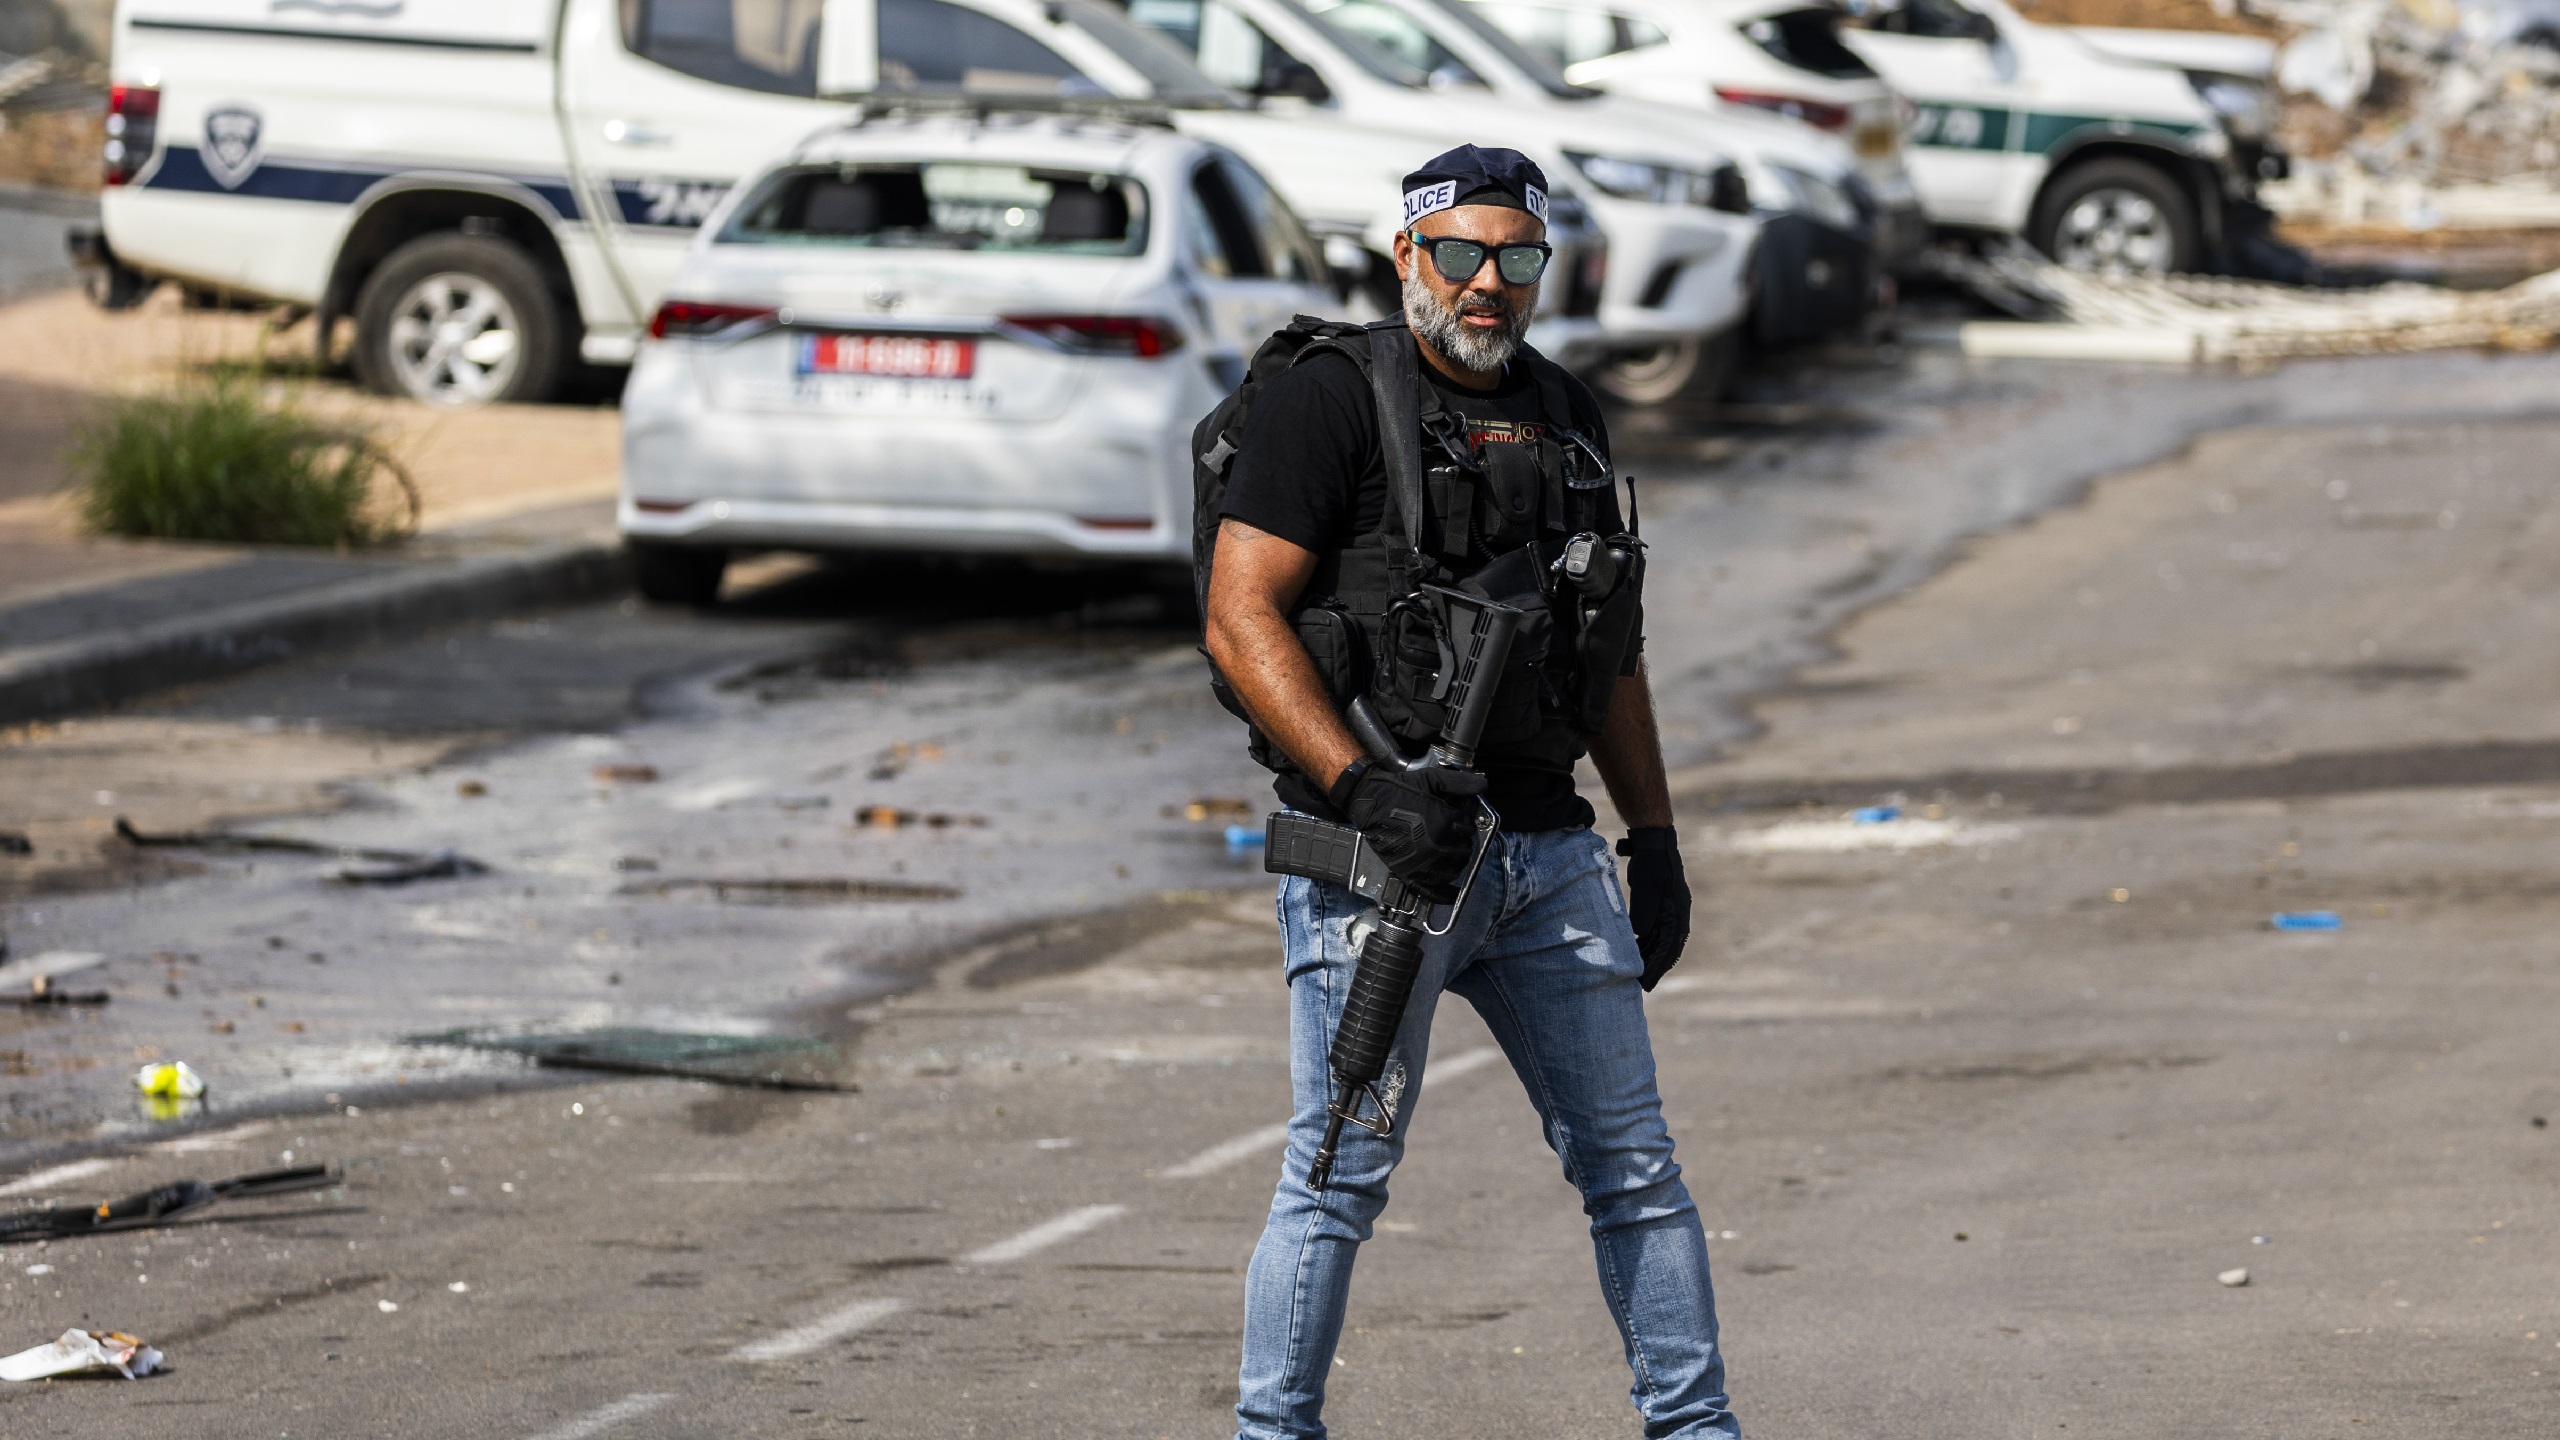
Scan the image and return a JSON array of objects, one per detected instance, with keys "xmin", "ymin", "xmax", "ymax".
[{"xmin": 1408, "ymin": 230, "xmax": 1553, "ymax": 286}]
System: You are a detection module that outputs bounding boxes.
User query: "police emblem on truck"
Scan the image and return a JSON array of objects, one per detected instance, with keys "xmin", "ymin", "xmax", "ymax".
[{"xmin": 203, "ymin": 106, "xmax": 265, "ymax": 190}]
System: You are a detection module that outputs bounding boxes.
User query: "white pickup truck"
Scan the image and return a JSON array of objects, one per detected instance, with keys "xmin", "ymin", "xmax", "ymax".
[{"xmin": 83, "ymin": 0, "xmax": 1419, "ymax": 405}]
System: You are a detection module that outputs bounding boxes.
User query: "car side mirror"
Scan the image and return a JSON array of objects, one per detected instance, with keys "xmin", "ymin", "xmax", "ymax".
[{"xmin": 1256, "ymin": 57, "xmax": 1331, "ymax": 103}]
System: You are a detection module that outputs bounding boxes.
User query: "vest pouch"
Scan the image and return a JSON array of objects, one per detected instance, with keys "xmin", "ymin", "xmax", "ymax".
[{"xmin": 1569, "ymin": 538, "xmax": 1646, "ymax": 735}]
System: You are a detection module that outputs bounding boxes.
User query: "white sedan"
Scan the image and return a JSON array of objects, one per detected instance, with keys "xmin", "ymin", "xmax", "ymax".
[{"xmin": 619, "ymin": 109, "xmax": 1333, "ymax": 604}]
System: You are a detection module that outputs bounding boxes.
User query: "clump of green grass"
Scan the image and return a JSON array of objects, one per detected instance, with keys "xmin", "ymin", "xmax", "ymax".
[{"xmin": 73, "ymin": 377, "xmax": 417, "ymax": 548}]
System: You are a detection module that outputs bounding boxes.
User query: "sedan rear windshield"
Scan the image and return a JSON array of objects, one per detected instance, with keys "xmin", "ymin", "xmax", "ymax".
[{"xmin": 723, "ymin": 163, "xmax": 1151, "ymax": 254}]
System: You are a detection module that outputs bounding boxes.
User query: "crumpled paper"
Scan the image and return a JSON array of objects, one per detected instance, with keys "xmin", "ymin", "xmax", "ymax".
[{"xmin": 0, "ymin": 1329, "xmax": 165, "ymax": 1382}]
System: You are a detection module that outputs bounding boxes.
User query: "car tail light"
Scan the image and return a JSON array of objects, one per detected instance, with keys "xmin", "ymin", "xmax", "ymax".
[
  {"xmin": 1000, "ymin": 315, "xmax": 1184, "ymax": 358},
  {"xmin": 104, "ymin": 85, "xmax": 159, "ymax": 186},
  {"xmin": 1715, "ymin": 88, "xmax": 1851, "ymax": 132},
  {"xmin": 648, "ymin": 300, "xmax": 777, "ymax": 339}
]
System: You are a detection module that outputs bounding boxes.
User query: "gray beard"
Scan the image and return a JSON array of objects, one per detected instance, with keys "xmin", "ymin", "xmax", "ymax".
[{"xmin": 1403, "ymin": 269, "xmax": 1533, "ymax": 374}]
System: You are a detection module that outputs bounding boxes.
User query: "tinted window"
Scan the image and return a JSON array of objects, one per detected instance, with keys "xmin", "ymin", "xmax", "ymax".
[
  {"xmin": 1187, "ymin": 158, "xmax": 1266, "ymax": 277},
  {"xmin": 1218, "ymin": 155, "xmax": 1327, "ymax": 282},
  {"xmin": 1057, "ymin": 0, "xmax": 1240, "ymax": 101},
  {"xmin": 1299, "ymin": 0, "xmax": 1482, "ymax": 87},
  {"xmin": 726, "ymin": 163, "xmax": 1150, "ymax": 253},
  {"xmin": 1867, "ymin": 0, "xmax": 1990, "ymax": 38},
  {"xmin": 1741, "ymin": 8, "xmax": 1875, "ymax": 76},
  {"xmin": 879, "ymin": 0, "xmax": 1105, "ymax": 93},
  {"xmin": 622, "ymin": 0, "xmax": 824, "ymax": 96}
]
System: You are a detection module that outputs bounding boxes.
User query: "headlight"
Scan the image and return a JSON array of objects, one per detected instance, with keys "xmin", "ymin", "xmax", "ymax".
[
  {"xmin": 1564, "ymin": 151, "xmax": 1734, "ymax": 211},
  {"xmin": 1763, "ymin": 164, "xmax": 1862, "ymax": 232},
  {"xmin": 2190, "ymin": 73, "xmax": 2270, "ymax": 144}
]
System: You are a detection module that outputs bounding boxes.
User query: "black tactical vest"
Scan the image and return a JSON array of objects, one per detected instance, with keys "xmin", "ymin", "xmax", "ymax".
[{"xmin": 1204, "ymin": 317, "xmax": 1645, "ymax": 785}]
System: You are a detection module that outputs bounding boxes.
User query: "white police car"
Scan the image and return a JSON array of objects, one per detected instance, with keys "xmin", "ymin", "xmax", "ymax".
[{"xmin": 616, "ymin": 109, "xmax": 1331, "ymax": 603}]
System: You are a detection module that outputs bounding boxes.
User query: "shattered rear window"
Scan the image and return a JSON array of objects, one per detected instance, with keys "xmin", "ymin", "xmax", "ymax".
[{"xmin": 724, "ymin": 163, "xmax": 1152, "ymax": 255}]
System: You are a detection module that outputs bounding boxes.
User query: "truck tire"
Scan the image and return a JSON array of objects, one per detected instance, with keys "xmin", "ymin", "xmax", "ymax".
[
  {"xmin": 630, "ymin": 542, "xmax": 728, "ymax": 607},
  {"xmin": 2029, "ymin": 157, "xmax": 2199, "ymax": 276},
  {"xmin": 1590, "ymin": 327, "xmax": 1739, "ymax": 407},
  {"xmin": 353, "ymin": 232, "xmax": 565, "ymax": 406}
]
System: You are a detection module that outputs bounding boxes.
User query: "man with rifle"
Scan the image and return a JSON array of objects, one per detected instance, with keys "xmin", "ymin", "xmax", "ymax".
[{"xmin": 1199, "ymin": 145, "xmax": 1735, "ymax": 1439}]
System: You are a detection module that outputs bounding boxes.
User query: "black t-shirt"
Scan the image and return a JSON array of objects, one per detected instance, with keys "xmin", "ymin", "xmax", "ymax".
[{"xmin": 1220, "ymin": 349, "xmax": 1629, "ymax": 832}]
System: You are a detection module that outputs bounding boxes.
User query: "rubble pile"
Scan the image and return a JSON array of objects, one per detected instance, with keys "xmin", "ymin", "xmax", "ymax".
[
  {"xmin": 1944, "ymin": 241, "xmax": 2560, "ymax": 358},
  {"xmin": 2250, "ymin": 0, "xmax": 2560, "ymax": 223}
]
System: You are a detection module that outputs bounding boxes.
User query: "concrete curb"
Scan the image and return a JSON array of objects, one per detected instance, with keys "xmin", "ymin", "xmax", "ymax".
[{"xmin": 0, "ymin": 536, "xmax": 632, "ymax": 725}]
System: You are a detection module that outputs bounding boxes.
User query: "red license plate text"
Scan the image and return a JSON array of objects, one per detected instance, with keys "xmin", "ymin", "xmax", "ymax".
[{"xmin": 802, "ymin": 334, "xmax": 975, "ymax": 379}]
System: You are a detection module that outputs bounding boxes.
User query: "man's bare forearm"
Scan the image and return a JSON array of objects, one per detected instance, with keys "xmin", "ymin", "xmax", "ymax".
[
  {"xmin": 1590, "ymin": 661, "xmax": 1673, "ymax": 830},
  {"xmin": 1205, "ymin": 519, "xmax": 1366, "ymax": 793}
]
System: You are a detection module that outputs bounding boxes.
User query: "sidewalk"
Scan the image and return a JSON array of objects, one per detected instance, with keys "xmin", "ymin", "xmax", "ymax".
[{"xmin": 0, "ymin": 286, "xmax": 632, "ymax": 724}]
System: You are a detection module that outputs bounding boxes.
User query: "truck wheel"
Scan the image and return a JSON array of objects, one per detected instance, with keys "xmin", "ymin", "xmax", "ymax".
[
  {"xmin": 2029, "ymin": 158, "xmax": 2198, "ymax": 276},
  {"xmin": 353, "ymin": 232, "xmax": 565, "ymax": 406},
  {"xmin": 1590, "ymin": 327, "xmax": 1739, "ymax": 407},
  {"xmin": 630, "ymin": 542, "xmax": 728, "ymax": 607}
]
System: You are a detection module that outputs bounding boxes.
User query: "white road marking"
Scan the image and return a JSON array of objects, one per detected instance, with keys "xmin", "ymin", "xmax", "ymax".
[
  {"xmin": 1157, "ymin": 1046, "xmax": 1508, "ymax": 1180},
  {"xmin": 0, "ymin": 1158, "xmax": 114, "ymax": 1197},
  {"xmin": 959, "ymin": 1204, "xmax": 1128, "ymax": 1265},
  {"xmin": 525, "ymin": 1391, "xmax": 674, "ymax": 1440},
  {"xmin": 667, "ymin": 777, "xmax": 764, "ymax": 812},
  {"xmin": 152, "ymin": 1120, "xmax": 272, "ymax": 1154},
  {"xmin": 0, "ymin": 950, "xmax": 106, "ymax": 987},
  {"xmin": 731, "ymin": 1297, "xmax": 906, "ymax": 1363}
]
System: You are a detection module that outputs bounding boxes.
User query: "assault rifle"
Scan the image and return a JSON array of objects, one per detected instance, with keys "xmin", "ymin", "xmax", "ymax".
[{"xmin": 1262, "ymin": 585, "xmax": 1523, "ymax": 1192}]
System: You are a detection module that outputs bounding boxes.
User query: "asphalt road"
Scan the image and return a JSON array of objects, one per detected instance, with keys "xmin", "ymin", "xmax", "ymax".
[{"xmin": 2, "ymin": 341, "xmax": 2558, "ymax": 1436}]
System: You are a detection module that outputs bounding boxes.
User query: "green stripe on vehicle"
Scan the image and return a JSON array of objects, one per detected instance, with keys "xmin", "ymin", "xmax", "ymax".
[
  {"xmin": 1905, "ymin": 103, "xmax": 2010, "ymax": 152},
  {"xmin": 2017, "ymin": 112, "xmax": 2206, "ymax": 155}
]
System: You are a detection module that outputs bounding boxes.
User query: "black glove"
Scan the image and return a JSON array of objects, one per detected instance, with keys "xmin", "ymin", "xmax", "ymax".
[
  {"xmin": 1335, "ymin": 758, "xmax": 1488, "ymax": 898},
  {"xmin": 1617, "ymin": 826, "xmax": 1691, "ymax": 991}
]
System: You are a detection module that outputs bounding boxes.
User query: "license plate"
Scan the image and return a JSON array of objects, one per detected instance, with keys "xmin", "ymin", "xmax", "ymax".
[{"xmin": 799, "ymin": 333, "xmax": 976, "ymax": 379}]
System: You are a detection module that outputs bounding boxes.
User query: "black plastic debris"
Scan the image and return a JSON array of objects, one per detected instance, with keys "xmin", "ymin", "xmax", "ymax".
[
  {"xmin": 0, "ymin": 984, "xmax": 108, "ymax": 1008},
  {"xmin": 0, "ymin": 1165, "xmax": 339, "ymax": 1244},
  {"xmin": 0, "ymin": 830, "xmax": 31, "ymax": 856},
  {"xmin": 419, "ymin": 1027, "xmax": 857, "ymax": 1092},
  {"xmin": 615, "ymin": 876, "xmax": 960, "ymax": 904},
  {"xmin": 116, "ymin": 818, "xmax": 488, "ymax": 884}
]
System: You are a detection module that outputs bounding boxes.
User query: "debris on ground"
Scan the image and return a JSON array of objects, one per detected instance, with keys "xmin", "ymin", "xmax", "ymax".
[
  {"xmin": 2271, "ymin": 910, "xmax": 2344, "ymax": 930},
  {"xmin": 419, "ymin": 1027, "xmax": 857, "ymax": 1092},
  {"xmin": 456, "ymin": 780, "xmax": 488, "ymax": 797},
  {"xmin": 0, "ymin": 1165, "xmax": 339, "ymax": 1244},
  {"xmin": 0, "ymin": 830, "xmax": 31, "ymax": 856},
  {"xmin": 853, "ymin": 806, "xmax": 988, "ymax": 829},
  {"xmin": 2248, "ymin": 0, "xmax": 2560, "ymax": 226},
  {"xmin": 1938, "ymin": 243, "xmax": 2560, "ymax": 360},
  {"xmin": 773, "ymin": 792, "xmax": 831, "ymax": 810},
  {"xmin": 590, "ymin": 764, "xmax": 659, "ymax": 784},
  {"xmin": 2218, "ymin": 1267, "xmax": 2251, "ymax": 1287},
  {"xmin": 134, "ymin": 1060, "xmax": 206, "ymax": 1101},
  {"xmin": 615, "ymin": 875, "xmax": 962, "ymax": 904},
  {"xmin": 0, "ymin": 1329, "xmax": 164, "ymax": 1382},
  {"xmin": 866, "ymin": 740, "xmax": 945, "ymax": 781},
  {"xmin": 0, "ymin": 974, "xmax": 108, "ymax": 1007},
  {"xmin": 1183, "ymin": 796, "xmax": 1255, "ymax": 821},
  {"xmin": 115, "ymin": 817, "xmax": 489, "ymax": 885},
  {"xmin": 1850, "ymin": 805, "xmax": 1901, "ymax": 824}
]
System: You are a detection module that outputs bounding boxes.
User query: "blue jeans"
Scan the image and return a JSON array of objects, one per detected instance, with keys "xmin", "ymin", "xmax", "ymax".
[{"xmin": 1236, "ymin": 825, "xmax": 1737, "ymax": 1440}]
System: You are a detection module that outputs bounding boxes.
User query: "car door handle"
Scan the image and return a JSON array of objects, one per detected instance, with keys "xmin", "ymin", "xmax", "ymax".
[{"xmin": 602, "ymin": 119, "xmax": 674, "ymax": 147}]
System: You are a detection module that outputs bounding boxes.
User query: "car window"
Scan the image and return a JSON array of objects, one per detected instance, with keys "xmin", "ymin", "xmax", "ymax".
[
  {"xmin": 1298, "ymin": 0, "xmax": 1483, "ymax": 87},
  {"xmin": 1282, "ymin": 0, "xmax": 1433, "ymax": 85},
  {"xmin": 1218, "ymin": 155, "xmax": 1328, "ymax": 282},
  {"xmin": 1132, "ymin": 0, "xmax": 1328, "ymax": 93},
  {"xmin": 724, "ymin": 163, "xmax": 1150, "ymax": 253},
  {"xmin": 620, "ymin": 0, "xmax": 825, "ymax": 96},
  {"xmin": 1464, "ymin": 1, "xmax": 1661, "ymax": 69},
  {"xmin": 1865, "ymin": 0, "xmax": 1989, "ymax": 38},
  {"xmin": 1055, "ymin": 0, "xmax": 1241, "ymax": 102},
  {"xmin": 1740, "ymin": 9, "xmax": 1876, "ymax": 78},
  {"xmin": 878, "ymin": 0, "xmax": 1107, "ymax": 94},
  {"xmin": 1187, "ymin": 158, "xmax": 1267, "ymax": 277}
]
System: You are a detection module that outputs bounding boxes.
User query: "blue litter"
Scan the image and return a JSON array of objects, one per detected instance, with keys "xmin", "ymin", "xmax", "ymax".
[
  {"xmin": 2270, "ymin": 910, "xmax": 2341, "ymax": 931},
  {"xmin": 1224, "ymin": 824, "xmax": 1265, "ymax": 849},
  {"xmin": 1850, "ymin": 805, "xmax": 1900, "ymax": 824}
]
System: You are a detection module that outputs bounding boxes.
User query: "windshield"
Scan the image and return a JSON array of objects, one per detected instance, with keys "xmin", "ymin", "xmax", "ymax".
[
  {"xmin": 1298, "ymin": 0, "xmax": 1485, "ymax": 88},
  {"xmin": 1279, "ymin": 0, "xmax": 1433, "ymax": 86},
  {"xmin": 724, "ymin": 163, "xmax": 1151, "ymax": 254},
  {"xmin": 1058, "ymin": 0, "xmax": 1246, "ymax": 103},
  {"xmin": 1408, "ymin": 0, "xmax": 1594, "ymax": 98}
]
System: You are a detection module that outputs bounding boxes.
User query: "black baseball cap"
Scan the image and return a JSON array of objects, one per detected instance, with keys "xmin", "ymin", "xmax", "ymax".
[{"xmin": 1401, "ymin": 144, "xmax": 1550, "ymax": 229}]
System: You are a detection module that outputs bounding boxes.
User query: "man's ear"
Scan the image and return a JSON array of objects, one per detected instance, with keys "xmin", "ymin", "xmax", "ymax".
[{"xmin": 1390, "ymin": 231, "xmax": 1415, "ymax": 284}]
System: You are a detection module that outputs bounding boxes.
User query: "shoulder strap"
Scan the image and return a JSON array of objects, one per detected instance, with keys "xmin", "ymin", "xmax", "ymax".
[{"xmin": 1360, "ymin": 318, "xmax": 1429, "ymax": 584}]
